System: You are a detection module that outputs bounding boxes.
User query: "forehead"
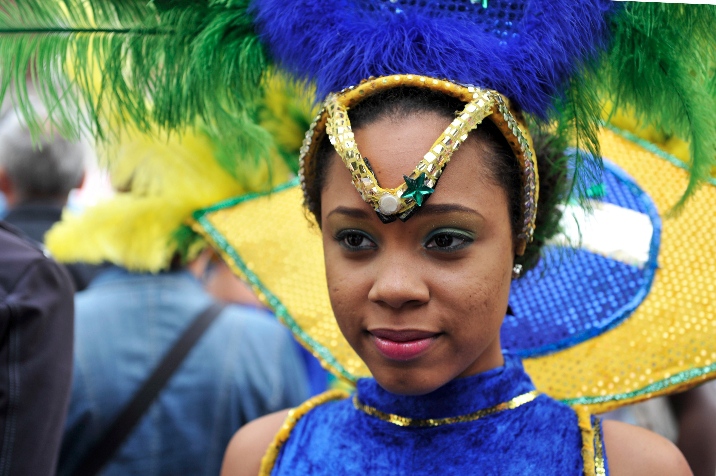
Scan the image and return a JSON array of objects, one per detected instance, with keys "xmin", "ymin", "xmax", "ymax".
[{"xmin": 321, "ymin": 112, "xmax": 507, "ymax": 218}]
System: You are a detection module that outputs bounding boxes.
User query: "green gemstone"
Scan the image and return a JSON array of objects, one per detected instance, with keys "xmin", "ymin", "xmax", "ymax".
[{"xmin": 402, "ymin": 172, "xmax": 434, "ymax": 206}]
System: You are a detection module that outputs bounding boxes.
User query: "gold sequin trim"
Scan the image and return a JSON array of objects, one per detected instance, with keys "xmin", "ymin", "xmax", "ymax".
[
  {"xmin": 594, "ymin": 417, "xmax": 607, "ymax": 475},
  {"xmin": 352, "ymin": 389, "xmax": 539, "ymax": 428},
  {"xmin": 298, "ymin": 74, "xmax": 538, "ymax": 254},
  {"xmin": 326, "ymin": 89, "xmax": 497, "ymax": 218},
  {"xmin": 259, "ymin": 389, "xmax": 349, "ymax": 476}
]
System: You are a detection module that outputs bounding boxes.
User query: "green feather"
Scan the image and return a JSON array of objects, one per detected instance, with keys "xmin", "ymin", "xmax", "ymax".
[
  {"xmin": 598, "ymin": 2, "xmax": 716, "ymax": 208},
  {"xmin": 0, "ymin": 0, "xmax": 267, "ymax": 147},
  {"xmin": 551, "ymin": 66, "xmax": 604, "ymax": 206}
]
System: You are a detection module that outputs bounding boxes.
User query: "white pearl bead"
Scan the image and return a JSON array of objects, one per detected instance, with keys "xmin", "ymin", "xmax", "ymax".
[{"xmin": 378, "ymin": 193, "xmax": 400, "ymax": 215}]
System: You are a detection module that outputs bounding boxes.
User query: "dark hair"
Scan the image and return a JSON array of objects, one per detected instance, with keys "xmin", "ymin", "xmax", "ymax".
[{"xmin": 304, "ymin": 87, "xmax": 567, "ymax": 272}]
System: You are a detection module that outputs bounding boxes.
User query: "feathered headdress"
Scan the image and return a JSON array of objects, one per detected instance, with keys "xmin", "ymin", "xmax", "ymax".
[{"xmin": 0, "ymin": 1, "xmax": 713, "ymax": 205}]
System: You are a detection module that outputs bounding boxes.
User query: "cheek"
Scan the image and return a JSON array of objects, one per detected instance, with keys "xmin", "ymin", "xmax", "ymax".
[
  {"xmin": 323, "ymin": 248, "xmax": 364, "ymax": 337},
  {"xmin": 437, "ymin": 250, "xmax": 512, "ymax": 325},
  {"xmin": 327, "ymin": 285, "xmax": 365, "ymax": 347},
  {"xmin": 448, "ymin": 280, "xmax": 508, "ymax": 360},
  {"xmin": 473, "ymin": 278, "xmax": 510, "ymax": 332}
]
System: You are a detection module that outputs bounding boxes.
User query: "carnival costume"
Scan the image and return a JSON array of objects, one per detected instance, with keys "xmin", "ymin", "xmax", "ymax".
[
  {"xmin": 0, "ymin": 1, "xmax": 715, "ymax": 475},
  {"xmin": 261, "ymin": 354, "xmax": 607, "ymax": 475}
]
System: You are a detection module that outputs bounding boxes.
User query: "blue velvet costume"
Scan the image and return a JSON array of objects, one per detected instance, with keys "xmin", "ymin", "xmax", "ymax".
[{"xmin": 266, "ymin": 354, "xmax": 608, "ymax": 475}]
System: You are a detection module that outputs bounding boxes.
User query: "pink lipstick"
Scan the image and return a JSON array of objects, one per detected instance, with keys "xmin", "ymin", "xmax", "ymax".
[{"xmin": 369, "ymin": 329, "xmax": 439, "ymax": 361}]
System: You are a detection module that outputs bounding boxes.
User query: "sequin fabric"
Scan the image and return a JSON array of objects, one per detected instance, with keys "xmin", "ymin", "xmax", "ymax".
[
  {"xmin": 191, "ymin": 128, "xmax": 716, "ymax": 413},
  {"xmin": 364, "ymin": 0, "xmax": 525, "ymax": 44},
  {"xmin": 503, "ymin": 160, "xmax": 660, "ymax": 357},
  {"xmin": 193, "ymin": 182, "xmax": 368, "ymax": 381},
  {"xmin": 594, "ymin": 418, "xmax": 607, "ymax": 476},
  {"xmin": 524, "ymin": 129, "xmax": 716, "ymax": 412},
  {"xmin": 259, "ymin": 389, "xmax": 349, "ymax": 475}
]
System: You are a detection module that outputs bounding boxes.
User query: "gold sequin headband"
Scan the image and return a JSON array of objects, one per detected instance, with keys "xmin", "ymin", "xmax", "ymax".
[{"xmin": 298, "ymin": 74, "xmax": 539, "ymax": 254}]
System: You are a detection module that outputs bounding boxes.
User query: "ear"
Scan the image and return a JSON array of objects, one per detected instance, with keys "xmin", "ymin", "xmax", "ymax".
[
  {"xmin": 186, "ymin": 247, "xmax": 215, "ymax": 281},
  {"xmin": 75, "ymin": 171, "xmax": 86, "ymax": 190},
  {"xmin": 0, "ymin": 167, "xmax": 14, "ymax": 202}
]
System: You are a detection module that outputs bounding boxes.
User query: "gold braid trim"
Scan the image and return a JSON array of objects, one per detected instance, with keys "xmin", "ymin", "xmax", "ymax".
[
  {"xmin": 258, "ymin": 389, "xmax": 350, "ymax": 476},
  {"xmin": 353, "ymin": 390, "xmax": 540, "ymax": 428},
  {"xmin": 593, "ymin": 417, "xmax": 607, "ymax": 475}
]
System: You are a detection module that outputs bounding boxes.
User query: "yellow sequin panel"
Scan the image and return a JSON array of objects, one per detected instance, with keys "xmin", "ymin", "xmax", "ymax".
[
  {"xmin": 524, "ymin": 128, "xmax": 716, "ymax": 413},
  {"xmin": 259, "ymin": 390, "xmax": 349, "ymax": 476}
]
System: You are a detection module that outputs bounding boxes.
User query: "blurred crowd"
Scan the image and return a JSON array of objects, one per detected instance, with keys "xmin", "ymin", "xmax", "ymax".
[{"xmin": 0, "ymin": 93, "xmax": 326, "ymax": 475}]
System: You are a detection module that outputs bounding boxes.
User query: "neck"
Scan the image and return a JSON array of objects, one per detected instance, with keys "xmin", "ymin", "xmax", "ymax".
[
  {"xmin": 14, "ymin": 195, "xmax": 68, "ymax": 208},
  {"xmin": 356, "ymin": 354, "xmax": 536, "ymax": 421}
]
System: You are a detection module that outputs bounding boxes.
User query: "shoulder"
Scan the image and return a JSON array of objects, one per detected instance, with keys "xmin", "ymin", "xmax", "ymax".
[
  {"xmin": 221, "ymin": 409, "xmax": 290, "ymax": 476},
  {"xmin": 222, "ymin": 389, "xmax": 351, "ymax": 476},
  {"xmin": 602, "ymin": 420, "xmax": 692, "ymax": 476},
  {"xmin": 0, "ymin": 224, "xmax": 73, "ymax": 312},
  {"xmin": 0, "ymin": 222, "xmax": 55, "ymax": 292}
]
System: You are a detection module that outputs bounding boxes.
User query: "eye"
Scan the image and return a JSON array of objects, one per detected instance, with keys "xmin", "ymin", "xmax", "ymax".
[
  {"xmin": 335, "ymin": 230, "xmax": 377, "ymax": 251},
  {"xmin": 425, "ymin": 229, "xmax": 474, "ymax": 252}
]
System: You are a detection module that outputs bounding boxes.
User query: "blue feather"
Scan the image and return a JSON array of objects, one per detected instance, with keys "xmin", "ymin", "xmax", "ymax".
[{"xmin": 251, "ymin": 0, "xmax": 613, "ymax": 118}]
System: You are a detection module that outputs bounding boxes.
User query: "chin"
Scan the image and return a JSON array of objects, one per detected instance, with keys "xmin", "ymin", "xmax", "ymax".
[{"xmin": 371, "ymin": 366, "xmax": 449, "ymax": 396}]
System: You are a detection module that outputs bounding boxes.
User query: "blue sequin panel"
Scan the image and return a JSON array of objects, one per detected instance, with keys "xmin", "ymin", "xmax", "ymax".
[
  {"xmin": 366, "ymin": 0, "xmax": 525, "ymax": 38},
  {"xmin": 502, "ymin": 160, "xmax": 661, "ymax": 357}
]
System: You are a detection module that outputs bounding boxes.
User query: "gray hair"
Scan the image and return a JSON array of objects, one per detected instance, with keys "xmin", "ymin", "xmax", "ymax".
[{"xmin": 0, "ymin": 106, "xmax": 85, "ymax": 201}]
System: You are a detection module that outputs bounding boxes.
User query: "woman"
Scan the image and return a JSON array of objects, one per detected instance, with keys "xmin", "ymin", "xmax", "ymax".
[
  {"xmin": 0, "ymin": 1, "xmax": 711, "ymax": 474},
  {"xmin": 221, "ymin": 82, "xmax": 692, "ymax": 475}
]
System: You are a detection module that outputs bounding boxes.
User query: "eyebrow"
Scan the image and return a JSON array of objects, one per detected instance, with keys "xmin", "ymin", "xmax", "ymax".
[
  {"xmin": 326, "ymin": 203, "xmax": 482, "ymax": 220},
  {"xmin": 418, "ymin": 203, "xmax": 482, "ymax": 218},
  {"xmin": 327, "ymin": 206, "xmax": 373, "ymax": 219}
]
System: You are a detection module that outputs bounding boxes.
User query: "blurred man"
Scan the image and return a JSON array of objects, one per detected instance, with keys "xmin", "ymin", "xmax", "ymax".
[{"xmin": 0, "ymin": 109, "xmax": 100, "ymax": 290}]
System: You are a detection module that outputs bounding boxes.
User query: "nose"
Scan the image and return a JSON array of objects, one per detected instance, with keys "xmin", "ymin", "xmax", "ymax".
[{"xmin": 367, "ymin": 252, "xmax": 430, "ymax": 309}]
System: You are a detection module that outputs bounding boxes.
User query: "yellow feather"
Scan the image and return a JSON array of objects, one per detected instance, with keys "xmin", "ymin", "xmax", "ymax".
[
  {"xmin": 46, "ymin": 67, "xmax": 310, "ymax": 272},
  {"xmin": 260, "ymin": 73, "xmax": 319, "ymax": 164},
  {"xmin": 46, "ymin": 125, "xmax": 292, "ymax": 272}
]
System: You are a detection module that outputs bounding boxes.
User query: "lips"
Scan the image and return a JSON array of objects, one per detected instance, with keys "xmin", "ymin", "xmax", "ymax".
[{"xmin": 369, "ymin": 328, "xmax": 439, "ymax": 361}]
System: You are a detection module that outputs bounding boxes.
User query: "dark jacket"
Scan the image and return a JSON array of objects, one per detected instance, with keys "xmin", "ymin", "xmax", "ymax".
[
  {"xmin": 0, "ymin": 221, "xmax": 74, "ymax": 476},
  {"xmin": 3, "ymin": 203, "xmax": 103, "ymax": 291}
]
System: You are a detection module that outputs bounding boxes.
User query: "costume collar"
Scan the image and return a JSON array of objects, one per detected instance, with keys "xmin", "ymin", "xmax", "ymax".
[{"xmin": 355, "ymin": 353, "xmax": 535, "ymax": 421}]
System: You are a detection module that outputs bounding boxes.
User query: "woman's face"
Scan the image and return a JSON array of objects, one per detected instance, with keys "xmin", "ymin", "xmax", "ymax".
[{"xmin": 321, "ymin": 112, "xmax": 515, "ymax": 396}]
